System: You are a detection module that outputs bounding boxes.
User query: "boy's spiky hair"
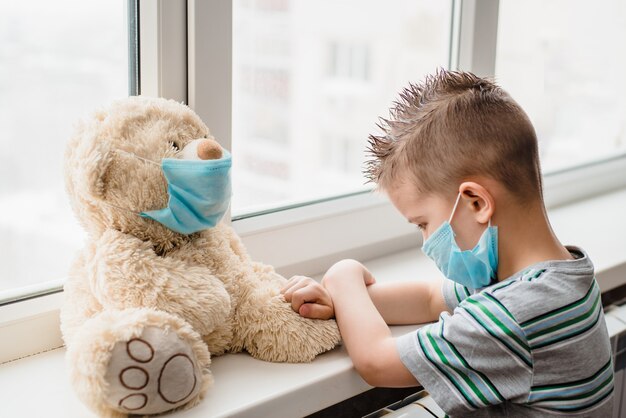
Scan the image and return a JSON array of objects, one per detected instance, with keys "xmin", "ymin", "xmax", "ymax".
[{"xmin": 364, "ymin": 68, "xmax": 542, "ymax": 201}]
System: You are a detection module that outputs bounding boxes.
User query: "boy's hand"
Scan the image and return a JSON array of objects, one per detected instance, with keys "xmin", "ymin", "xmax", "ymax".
[{"xmin": 280, "ymin": 276, "xmax": 335, "ymax": 320}]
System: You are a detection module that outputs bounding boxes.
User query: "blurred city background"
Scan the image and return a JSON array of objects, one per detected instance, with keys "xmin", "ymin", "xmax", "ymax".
[{"xmin": 1, "ymin": 0, "xmax": 625, "ymax": 292}]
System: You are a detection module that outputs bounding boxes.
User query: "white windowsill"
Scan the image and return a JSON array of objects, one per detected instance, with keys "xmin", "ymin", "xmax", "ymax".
[{"xmin": 1, "ymin": 187, "xmax": 626, "ymax": 417}]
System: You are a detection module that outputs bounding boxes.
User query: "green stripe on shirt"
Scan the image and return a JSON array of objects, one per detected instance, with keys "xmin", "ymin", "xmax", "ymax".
[
  {"xmin": 464, "ymin": 298, "xmax": 529, "ymax": 353},
  {"xmin": 520, "ymin": 281, "xmax": 596, "ymax": 327}
]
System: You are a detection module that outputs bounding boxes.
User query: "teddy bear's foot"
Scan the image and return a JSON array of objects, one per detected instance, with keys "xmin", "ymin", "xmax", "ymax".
[
  {"xmin": 66, "ymin": 308, "xmax": 211, "ymax": 417},
  {"xmin": 104, "ymin": 326, "xmax": 204, "ymax": 414}
]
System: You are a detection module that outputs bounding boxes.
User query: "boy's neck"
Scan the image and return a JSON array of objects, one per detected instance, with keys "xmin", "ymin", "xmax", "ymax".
[{"xmin": 496, "ymin": 202, "xmax": 573, "ymax": 281}]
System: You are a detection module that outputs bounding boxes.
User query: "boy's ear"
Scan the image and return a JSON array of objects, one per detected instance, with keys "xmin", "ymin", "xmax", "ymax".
[{"xmin": 458, "ymin": 181, "xmax": 494, "ymax": 224}]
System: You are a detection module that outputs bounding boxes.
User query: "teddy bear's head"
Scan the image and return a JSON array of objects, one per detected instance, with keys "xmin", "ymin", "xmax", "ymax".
[{"xmin": 65, "ymin": 96, "xmax": 225, "ymax": 252}]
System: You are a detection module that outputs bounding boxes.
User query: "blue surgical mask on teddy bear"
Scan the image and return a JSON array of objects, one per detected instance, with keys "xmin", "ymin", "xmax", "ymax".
[
  {"xmin": 421, "ymin": 192, "xmax": 498, "ymax": 289},
  {"xmin": 110, "ymin": 147, "xmax": 232, "ymax": 235}
]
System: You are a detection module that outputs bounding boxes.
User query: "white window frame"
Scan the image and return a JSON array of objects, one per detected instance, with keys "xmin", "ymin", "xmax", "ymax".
[{"xmin": 2, "ymin": 0, "xmax": 626, "ymax": 364}]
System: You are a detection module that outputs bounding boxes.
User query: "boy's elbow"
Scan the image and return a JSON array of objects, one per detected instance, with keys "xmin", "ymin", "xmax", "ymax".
[
  {"xmin": 352, "ymin": 340, "xmax": 419, "ymax": 388},
  {"xmin": 353, "ymin": 357, "xmax": 389, "ymax": 387}
]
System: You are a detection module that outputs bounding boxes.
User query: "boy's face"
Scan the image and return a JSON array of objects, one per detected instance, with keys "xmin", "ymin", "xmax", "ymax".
[{"xmin": 385, "ymin": 179, "xmax": 486, "ymax": 250}]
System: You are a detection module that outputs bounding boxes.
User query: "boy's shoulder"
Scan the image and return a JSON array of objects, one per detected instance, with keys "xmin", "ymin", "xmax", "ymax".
[
  {"xmin": 482, "ymin": 246, "xmax": 595, "ymax": 325},
  {"xmin": 446, "ymin": 245, "xmax": 598, "ymax": 328}
]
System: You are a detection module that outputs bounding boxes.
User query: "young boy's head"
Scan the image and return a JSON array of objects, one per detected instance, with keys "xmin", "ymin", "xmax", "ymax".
[{"xmin": 365, "ymin": 69, "xmax": 543, "ymax": 247}]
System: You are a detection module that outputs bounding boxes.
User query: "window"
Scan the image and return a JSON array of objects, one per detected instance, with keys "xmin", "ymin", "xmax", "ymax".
[
  {"xmin": 495, "ymin": 0, "xmax": 626, "ymax": 173},
  {"xmin": 328, "ymin": 42, "xmax": 371, "ymax": 81},
  {"xmin": 0, "ymin": 1, "xmax": 129, "ymax": 299},
  {"xmin": 231, "ymin": 0, "xmax": 452, "ymax": 215},
  {"xmin": 4, "ymin": 0, "xmax": 626, "ymax": 362}
]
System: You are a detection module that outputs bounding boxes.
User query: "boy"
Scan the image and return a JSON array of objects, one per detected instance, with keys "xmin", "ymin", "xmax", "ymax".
[{"xmin": 281, "ymin": 70, "xmax": 614, "ymax": 416}]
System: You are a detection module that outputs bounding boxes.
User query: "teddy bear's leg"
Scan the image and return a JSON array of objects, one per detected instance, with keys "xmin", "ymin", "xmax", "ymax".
[{"xmin": 66, "ymin": 308, "xmax": 211, "ymax": 417}]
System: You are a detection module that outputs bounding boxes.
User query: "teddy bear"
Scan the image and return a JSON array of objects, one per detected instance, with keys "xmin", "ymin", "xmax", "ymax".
[{"xmin": 60, "ymin": 96, "xmax": 341, "ymax": 417}]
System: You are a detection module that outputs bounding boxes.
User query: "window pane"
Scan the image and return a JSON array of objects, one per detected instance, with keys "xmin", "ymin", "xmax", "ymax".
[
  {"xmin": 0, "ymin": 1, "xmax": 128, "ymax": 295},
  {"xmin": 496, "ymin": 0, "xmax": 626, "ymax": 173},
  {"xmin": 232, "ymin": 0, "xmax": 452, "ymax": 215}
]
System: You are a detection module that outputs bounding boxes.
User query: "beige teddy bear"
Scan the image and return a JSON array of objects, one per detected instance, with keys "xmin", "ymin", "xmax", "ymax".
[{"xmin": 60, "ymin": 96, "xmax": 340, "ymax": 417}]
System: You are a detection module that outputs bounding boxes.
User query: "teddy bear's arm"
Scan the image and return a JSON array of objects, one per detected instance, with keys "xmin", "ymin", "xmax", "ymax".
[
  {"xmin": 221, "ymin": 224, "xmax": 252, "ymax": 263},
  {"xmin": 88, "ymin": 229, "xmax": 231, "ymax": 336}
]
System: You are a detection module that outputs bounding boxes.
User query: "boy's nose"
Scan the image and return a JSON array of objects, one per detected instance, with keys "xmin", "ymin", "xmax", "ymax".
[{"xmin": 196, "ymin": 138, "xmax": 223, "ymax": 160}]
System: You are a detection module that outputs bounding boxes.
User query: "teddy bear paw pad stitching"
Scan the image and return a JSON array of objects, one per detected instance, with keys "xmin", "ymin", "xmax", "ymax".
[
  {"xmin": 127, "ymin": 338, "xmax": 154, "ymax": 362},
  {"xmin": 158, "ymin": 353, "xmax": 197, "ymax": 403},
  {"xmin": 104, "ymin": 326, "xmax": 202, "ymax": 414}
]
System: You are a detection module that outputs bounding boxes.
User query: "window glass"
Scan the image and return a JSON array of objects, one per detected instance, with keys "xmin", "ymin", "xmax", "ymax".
[
  {"xmin": 0, "ymin": 1, "xmax": 128, "ymax": 295},
  {"xmin": 232, "ymin": 0, "xmax": 452, "ymax": 215},
  {"xmin": 496, "ymin": 0, "xmax": 626, "ymax": 173}
]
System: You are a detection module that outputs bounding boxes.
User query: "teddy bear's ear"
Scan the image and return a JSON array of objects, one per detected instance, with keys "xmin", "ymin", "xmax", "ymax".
[{"xmin": 65, "ymin": 127, "xmax": 114, "ymax": 201}]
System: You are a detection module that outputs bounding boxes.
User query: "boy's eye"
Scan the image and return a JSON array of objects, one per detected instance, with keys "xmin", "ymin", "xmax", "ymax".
[{"xmin": 169, "ymin": 141, "xmax": 180, "ymax": 151}]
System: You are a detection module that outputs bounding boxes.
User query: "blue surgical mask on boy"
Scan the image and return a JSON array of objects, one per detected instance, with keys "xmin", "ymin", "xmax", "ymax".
[
  {"xmin": 421, "ymin": 192, "xmax": 498, "ymax": 289},
  {"xmin": 110, "ymin": 149, "xmax": 232, "ymax": 235}
]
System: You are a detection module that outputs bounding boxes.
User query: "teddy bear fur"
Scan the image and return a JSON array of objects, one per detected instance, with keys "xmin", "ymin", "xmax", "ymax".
[{"xmin": 61, "ymin": 96, "xmax": 340, "ymax": 417}]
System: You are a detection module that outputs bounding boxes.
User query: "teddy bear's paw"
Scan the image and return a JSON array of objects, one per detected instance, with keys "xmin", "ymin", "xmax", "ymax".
[
  {"xmin": 104, "ymin": 326, "xmax": 206, "ymax": 414},
  {"xmin": 244, "ymin": 296, "xmax": 341, "ymax": 363}
]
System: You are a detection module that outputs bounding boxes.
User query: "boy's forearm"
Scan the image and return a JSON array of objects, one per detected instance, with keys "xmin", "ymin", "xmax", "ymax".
[
  {"xmin": 323, "ymin": 261, "xmax": 418, "ymax": 387},
  {"xmin": 325, "ymin": 270, "xmax": 392, "ymax": 367},
  {"xmin": 367, "ymin": 281, "xmax": 441, "ymax": 325}
]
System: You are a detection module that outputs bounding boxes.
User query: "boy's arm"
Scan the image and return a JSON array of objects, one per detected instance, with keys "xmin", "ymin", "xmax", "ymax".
[
  {"xmin": 322, "ymin": 259, "xmax": 420, "ymax": 388},
  {"xmin": 367, "ymin": 278, "xmax": 450, "ymax": 325},
  {"xmin": 281, "ymin": 264, "xmax": 450, "ymax": 324}
]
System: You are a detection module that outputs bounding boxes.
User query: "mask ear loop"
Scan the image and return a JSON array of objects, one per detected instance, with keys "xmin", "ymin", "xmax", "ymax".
[
  {"xmin": 100, "ymin": 199, "xmax": 141, "ymax": 215},
  {"xmin": 112, "ymin": 149, "xmax": 161, "ymax": 167},
  {"xmin": 448, "ymin": 192, "xmax": 462, "ymax": 223}
]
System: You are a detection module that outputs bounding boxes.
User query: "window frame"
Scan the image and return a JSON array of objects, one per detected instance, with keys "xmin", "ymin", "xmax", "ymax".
[{"xmin": 2, "ymin": 0, "xmax": 626, "ymax": 364}]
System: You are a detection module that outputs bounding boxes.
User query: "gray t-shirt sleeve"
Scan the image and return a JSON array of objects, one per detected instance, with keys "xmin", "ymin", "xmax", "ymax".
[
  {"xmin": 441, "ymin": 278, "xmax": 471, "ymax": 311},
  {"xmin": 396, "ymin": 307, "xmax": 532, "ymax": 416}
]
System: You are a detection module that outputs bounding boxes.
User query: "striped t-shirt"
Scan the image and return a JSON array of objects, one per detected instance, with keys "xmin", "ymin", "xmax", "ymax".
[{"xmin": 396, "ymin": 246, "xmax": 614, "ymax": 417}]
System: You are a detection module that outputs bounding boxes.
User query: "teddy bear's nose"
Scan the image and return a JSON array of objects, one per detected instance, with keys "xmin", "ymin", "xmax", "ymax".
[{"xmin": 196, "ymin": 138, "xmax": 223, "ymax": 160}]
